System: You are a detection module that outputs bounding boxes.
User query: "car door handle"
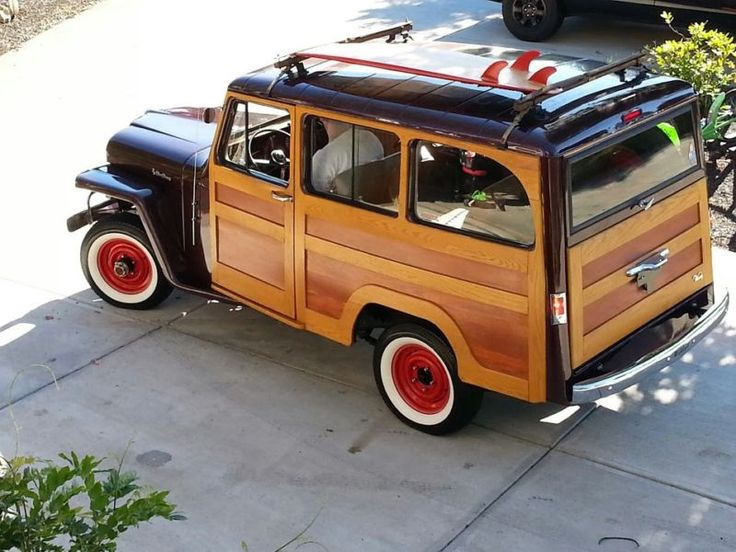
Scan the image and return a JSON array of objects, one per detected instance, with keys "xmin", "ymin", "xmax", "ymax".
[
  {"xmin": 271, "ymin": 191, "xmax": 293, "ymax": 203},
  {"xmin": 626, "ymin": 249, "xmax": 669, "ymax": 277}
]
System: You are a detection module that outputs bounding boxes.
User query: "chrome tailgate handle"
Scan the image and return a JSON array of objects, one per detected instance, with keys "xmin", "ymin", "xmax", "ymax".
[{"xmin": 626, "ymin": 249, "xmax": 669, "ymax": 277}]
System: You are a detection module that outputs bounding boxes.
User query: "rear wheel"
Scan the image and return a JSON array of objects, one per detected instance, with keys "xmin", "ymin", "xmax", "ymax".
[
  {"xmin": 502, "ymin": 0, "xmax": 564, "ymax": 42},
  {"xmin": 373, "ymin": 324, "xmax": 483, "ymax": 435},
  {"xmin": 81, "ymin": 215, "xmax": 172, "ymax": 310}
]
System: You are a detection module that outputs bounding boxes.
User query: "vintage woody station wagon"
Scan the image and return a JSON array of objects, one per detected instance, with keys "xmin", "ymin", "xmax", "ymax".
[{"xmin": 68, "ymin": 24, "xmax": 729, "ymax": 433}]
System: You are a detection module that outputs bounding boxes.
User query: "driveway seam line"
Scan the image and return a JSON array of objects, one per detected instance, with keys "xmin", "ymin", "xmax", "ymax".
[
  {"xmin": 557, "ymin": 448, "xmax": 736, "ymax": 508},
  {"xmin": 438, "ymin": 405, "xmax": 596, "ymax": 551},
  {"xmin": 0, "ymin": 326, "xmax": 162, "ymax": 414}
]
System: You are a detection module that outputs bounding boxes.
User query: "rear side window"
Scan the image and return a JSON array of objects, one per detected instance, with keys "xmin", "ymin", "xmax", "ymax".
[
  {"xmin": 304, "ymin": 115, "xmax": 400, "ymax": 215},
  {"xmin": 411, "ymin": 140, "xmax": 535, "ymax": 246},
  {"xmin": 570, "ymin": 109, "xmax": 699, "ymax": 230}
]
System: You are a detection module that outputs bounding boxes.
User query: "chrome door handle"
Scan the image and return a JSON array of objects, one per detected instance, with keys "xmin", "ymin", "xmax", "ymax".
[
  {"xmin": 271, "ymin": 191, "xmax": 293, "ymax": 203},
  {"xmin": 626, "ymin": 249, "xmax": 670, "ymax": 277}
]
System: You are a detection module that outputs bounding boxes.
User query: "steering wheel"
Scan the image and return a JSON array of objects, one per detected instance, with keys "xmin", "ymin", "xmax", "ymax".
[{"xmin": 248, "ymin": 128, "xmax": 291, "ymax": 167}]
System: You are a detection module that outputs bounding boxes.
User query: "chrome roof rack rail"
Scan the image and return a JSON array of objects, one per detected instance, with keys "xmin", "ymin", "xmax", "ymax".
[
  {"xmin": 501, "ymin": 52, "xmax": 648, "ymax": 146},
  {"xmin": 340, "ymin": 21, "xmax": 413, "ymax": 44},
  {"xmin": 513, "ymin": 52, "xmax": 647, "ymax": 113},
  {"xmin": 273, "ymin": 22, "xmax": 413, "ymax": 78}
]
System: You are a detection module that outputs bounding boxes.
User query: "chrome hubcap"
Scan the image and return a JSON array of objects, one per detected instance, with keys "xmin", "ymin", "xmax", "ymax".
[{"xmin": 113, "ymin": 259, "xmax": 133, "ymax": 278}]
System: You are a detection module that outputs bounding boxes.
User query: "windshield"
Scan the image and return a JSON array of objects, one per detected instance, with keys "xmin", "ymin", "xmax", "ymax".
[{"xmin": 569, "ymin": 109, "xmax": 699, "ymax": 230}]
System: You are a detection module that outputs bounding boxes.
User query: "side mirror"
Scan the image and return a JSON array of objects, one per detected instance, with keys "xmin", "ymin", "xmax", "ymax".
[{"xmin": 271, "ymin": 149, "xmax": 288, "ymax": 166}]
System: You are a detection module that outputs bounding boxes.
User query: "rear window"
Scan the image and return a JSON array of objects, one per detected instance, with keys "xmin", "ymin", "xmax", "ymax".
[{"xmin": 569, "ymin": 110, "xmax": 699, "ymax": 230}]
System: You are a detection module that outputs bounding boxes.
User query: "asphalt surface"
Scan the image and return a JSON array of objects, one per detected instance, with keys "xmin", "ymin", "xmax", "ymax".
[{"xmin": 1, "ymin": 2, "xmax": 735, "ymax": 550}]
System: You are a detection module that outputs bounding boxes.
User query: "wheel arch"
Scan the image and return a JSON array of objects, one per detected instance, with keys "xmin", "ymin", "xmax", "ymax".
[
  {"xmin": 337, "ymin": 285, "xmax": 529, "ymax": 399},
  {"xmin": 343, "ymin": 286, "xmax": 475, "ymax": 379},
  {"xmin": 72, "ymin": 167, "xmax": 219, "ymax": 299},
  {"xmin": 74, "ymin": 168, "xmax": 178, "ymax": 286}
]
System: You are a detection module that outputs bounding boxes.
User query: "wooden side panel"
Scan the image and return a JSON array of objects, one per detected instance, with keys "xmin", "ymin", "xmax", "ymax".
[
  {"xmin": 217, "ymin": 218, "xmax": 285, "ymax": 289},
  {"xmin": 306, "ymin": 250, "xmax": 529, "ymax": 377},
  {"xmin": 568, "ymin": 181, "xmax": 713, "ymax": 367},
  {"xmin": 216, "ymin": 182, "xmax": 285, "ymax": 225},
  {"xmin": 306, "ymin": 217, "xmax": 528, "ymax": 295}
]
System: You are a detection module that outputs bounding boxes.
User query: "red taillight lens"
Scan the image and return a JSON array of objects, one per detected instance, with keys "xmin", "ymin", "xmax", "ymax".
[
  {"xmin": 550, "ymin": 293, "xmax": 568, "ymax": 325},
  {"xmin": 622, "ymin": 109, "xmax": 643, "ymax": 124}
]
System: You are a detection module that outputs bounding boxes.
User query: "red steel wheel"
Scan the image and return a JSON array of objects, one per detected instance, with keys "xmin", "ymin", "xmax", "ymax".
[
  {"xmin": 95, "ymin": 237, "xmax": 154, "ymax": 296},
  {"xmin": 374, "ymin": 324, "xmax": 483, "ymax": 435},
  {"xmin": 391, "ymin": 343, "xmax": 451, "ymax": 415},
  {"xmin": 81, "ymin": 215, "xmax": 172, "ymax": 310}
]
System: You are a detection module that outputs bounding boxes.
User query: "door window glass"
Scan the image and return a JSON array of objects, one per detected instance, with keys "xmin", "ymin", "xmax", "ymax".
[{"xmin": 221, "ymin": 101, "xmax": 291, "ymax": 185}]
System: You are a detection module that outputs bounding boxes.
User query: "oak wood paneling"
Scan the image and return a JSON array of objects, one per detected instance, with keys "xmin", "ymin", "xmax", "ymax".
[
  {"xmin": 306, "ymin": 251, "xmax": 529, "ymax": 378},
  {"xmin": 583, "ymin": 240, "xmax": 702, "ymax": 334},
  {"xmin": 578, "ymin": 184, "xmax": 701, "ymax": 261},
  {"xmin": 306, "ymin": 216, "xmax": 528, "ymax": 295},
  {"xmin": 215, "ymin": 182, "xmax": 285, "ymax": 225},
  {"xmin": 306, "ymin": 235, "xmax": 528, "ymax": 314},
  {"xmin": 217, "ymin": 218, "xmax": 285, "ymax": 289},
  {"xmin": 583, "ymin": 204, "xmax": 699, "ymax": 287},
  {"xmin": 583, "ymin": 224, "xmax": 703, "ymax": 307}
]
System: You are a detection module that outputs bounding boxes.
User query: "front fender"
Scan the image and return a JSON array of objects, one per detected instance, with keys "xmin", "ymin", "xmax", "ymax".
[{"xmin": 71, "ymin": 166, "xmax": 214, "ymax": 295}]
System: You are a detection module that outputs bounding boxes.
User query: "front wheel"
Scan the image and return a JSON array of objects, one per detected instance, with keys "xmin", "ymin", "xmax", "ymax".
[
  {"xmin": 501, "ymin": 0, "xmax": 564, "ymax": 42},
  {"xmin": 373, "ymin": 324, "xmax": 483, "ymax": 435},
  {"xmin": 81, "ymin": 214, "xmax": 172, "ymax": 310}
]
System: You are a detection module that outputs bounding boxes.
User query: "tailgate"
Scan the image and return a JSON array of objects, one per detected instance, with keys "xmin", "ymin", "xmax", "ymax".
[{"xmin": 567, "ymin": 181, "xmax": 713, "ymax": 368}]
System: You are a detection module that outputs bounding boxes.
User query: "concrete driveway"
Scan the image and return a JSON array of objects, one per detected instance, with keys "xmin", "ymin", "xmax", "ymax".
[{"xmin": 1, "ymin": 1, "xmax": 734, "ymax": 550}]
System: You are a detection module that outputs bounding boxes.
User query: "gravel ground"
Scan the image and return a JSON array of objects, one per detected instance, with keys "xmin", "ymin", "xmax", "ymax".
[
  {"xmin": 707, "ymin": 154, "xmax": 736, "ymax": 252},
  {"xmin": 0, "ymin": 0, "xmax": 100, "ymax": 55}
]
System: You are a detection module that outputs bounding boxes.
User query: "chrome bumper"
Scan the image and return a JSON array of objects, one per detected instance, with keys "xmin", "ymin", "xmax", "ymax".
[{"xmin": 571, "ymin": 290, "xmax": 730, "ymax": 404}]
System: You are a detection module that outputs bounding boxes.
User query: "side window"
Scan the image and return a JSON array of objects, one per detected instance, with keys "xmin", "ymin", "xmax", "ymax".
[
  {"xmin": 412, "ymin": 140, "xmax": 535, "ymax": 246},
  {"xmin": 304, "ymin": 115, "xmax": 400, "ymax": 215},
  {"xmin": 220, "ymin": 100, "xmax": 291, "ymax": 185}
]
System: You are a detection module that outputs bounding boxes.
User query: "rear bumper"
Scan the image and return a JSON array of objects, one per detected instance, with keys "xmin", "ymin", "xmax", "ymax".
[{"xmin": 570, "ymin": 289, "xmax": 729, "ymax": 404}]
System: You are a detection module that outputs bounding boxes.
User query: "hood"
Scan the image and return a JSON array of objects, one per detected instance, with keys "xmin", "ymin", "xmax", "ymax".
[{"xmin": 107, "ymin": 108, "xmax": 219, "ymax": 184}]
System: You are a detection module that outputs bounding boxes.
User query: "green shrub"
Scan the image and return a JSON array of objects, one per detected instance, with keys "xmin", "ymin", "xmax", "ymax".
[
  {"xmin": 0, "ymin": 452, "xmax": 180, "ymax": 552},
  {"xmin": 648, "ymin": 11, "xmax": 736, "ymax": 110}
]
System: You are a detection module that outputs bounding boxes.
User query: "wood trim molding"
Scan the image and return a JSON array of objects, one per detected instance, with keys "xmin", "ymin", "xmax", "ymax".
[{"xmin": 306, "ymin": 235, "xmax": 529, "ymax": 314}]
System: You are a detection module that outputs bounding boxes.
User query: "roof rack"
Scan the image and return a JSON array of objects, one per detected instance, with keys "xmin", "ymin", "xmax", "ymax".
[
  {"xmin": 513, "ymin": 52, "xmax": 647, "ymax": 112},
  {"xmin": 500, "ymin": 52, "xmax": 648, "ymax": 146},
  {"xmin": 273, "ymin": 22, "xmax": 413, "ymax": 80},
  {"xmin": 340, "ymin": 22, "xmax": 413, "ymax": 44}
]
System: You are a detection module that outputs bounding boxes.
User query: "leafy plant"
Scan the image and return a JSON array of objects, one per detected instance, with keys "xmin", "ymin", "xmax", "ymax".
[
  {"xmin": 0, "ymin": 452, "xmax": 180, "ymax": 552},
  {"xmin": 647, "ymin": 12, "xmax": 736, "ymax": 111}
]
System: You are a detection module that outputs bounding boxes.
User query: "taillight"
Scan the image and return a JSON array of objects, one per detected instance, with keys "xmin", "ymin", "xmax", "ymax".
[
  {"xmin": 550, "ymin": 293, "xmax": 568, "ymax": 325},
  {"xmin": 621, "ymin": 108, "xmax": 643, "ymax": 124}
]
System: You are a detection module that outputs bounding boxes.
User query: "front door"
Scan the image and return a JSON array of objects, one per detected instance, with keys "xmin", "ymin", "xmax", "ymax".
[{"xmin": 209, "ymin": 96, "xmax": 296, "ymax": 318}]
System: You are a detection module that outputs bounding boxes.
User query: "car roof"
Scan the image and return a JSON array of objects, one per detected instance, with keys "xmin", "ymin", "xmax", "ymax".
[{"xmin": 228, "ymin": 41, "xmax": 696, "ymax": 156}]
